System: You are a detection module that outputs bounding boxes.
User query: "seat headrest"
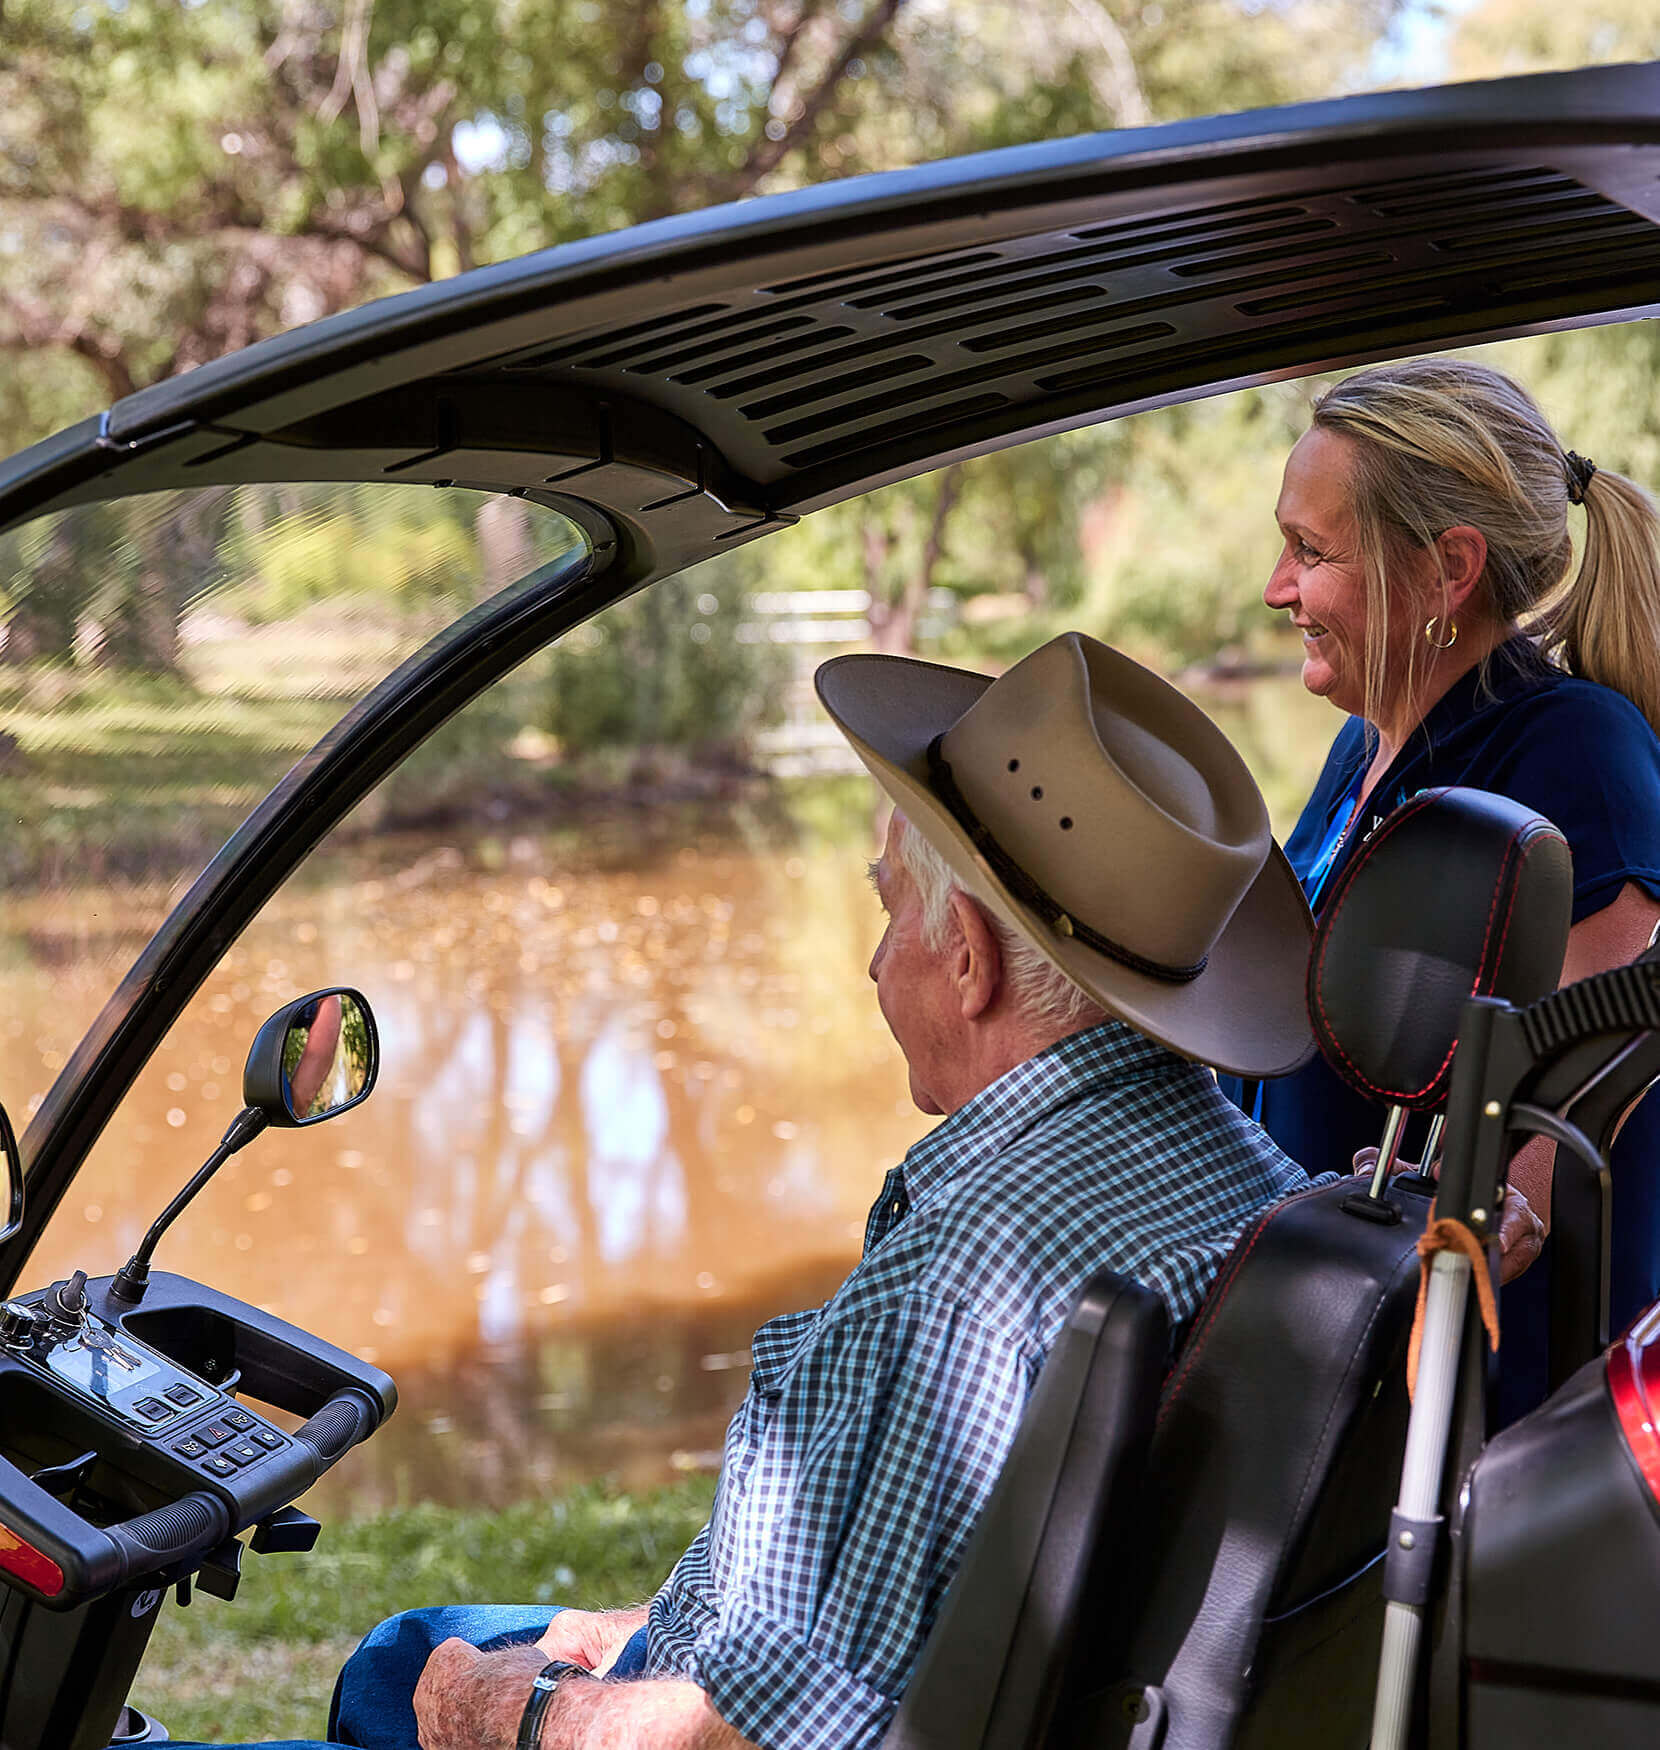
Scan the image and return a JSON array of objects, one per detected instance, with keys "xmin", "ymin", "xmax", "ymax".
[{"xmin": 1309, "ymin": 786, "xmax": 1572, "ymax": 1110}]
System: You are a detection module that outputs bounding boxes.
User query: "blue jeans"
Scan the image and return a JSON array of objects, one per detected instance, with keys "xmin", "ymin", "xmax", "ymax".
[{"xmin": 167, "ymin": 1605, "xmax": 650, "ymax": 1748}]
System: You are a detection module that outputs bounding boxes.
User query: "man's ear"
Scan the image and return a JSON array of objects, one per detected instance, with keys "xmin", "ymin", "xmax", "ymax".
[
  {"xmin": 1432, "ymin": 524, "xmax": 1488, "ymax": 616},
  {"xmin": 948, "ymin": 890, "xmax": 1002, "ymax": 1022}
]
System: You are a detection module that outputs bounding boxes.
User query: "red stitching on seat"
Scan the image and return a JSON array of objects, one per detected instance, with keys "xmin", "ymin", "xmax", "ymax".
[
  {"xmin": 1399, "ymin": 821, "xmax": 1525, "ymax": 1104},
  {"xmin": 1310, "ymin": 791, "xmax": 1444, "ymax": 1100},
  {"xmin": 1310, "ymin": 801, "xmax": 1565, "ymax": 1107},
  {"xmin": 1479, "ymin": 825, "xmax": 1566, "ymax": 997},
  {"xmin": 1156, "ymin": 1184, "xmax": 1328, "ymax": 1429},
  {"xmin": 1404, "ymin": 824, "xmax": 1564, "ymax": 1103}
]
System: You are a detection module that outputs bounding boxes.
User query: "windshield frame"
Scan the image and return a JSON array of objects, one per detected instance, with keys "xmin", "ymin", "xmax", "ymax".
[{"xmin": 0, "ymin": 495, "xmax": 621, "ymax": 1294}]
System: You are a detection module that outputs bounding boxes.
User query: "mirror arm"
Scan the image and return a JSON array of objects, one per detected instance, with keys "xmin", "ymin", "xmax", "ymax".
[{"xmin": 109, "ymin": 1107, "xmax": 269, "ymax": 1304}]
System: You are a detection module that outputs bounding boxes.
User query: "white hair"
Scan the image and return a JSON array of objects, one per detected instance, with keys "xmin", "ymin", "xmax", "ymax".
[{"xmin": 893, "ymin": 818, "xmax": 1107, "ymax": 1034}]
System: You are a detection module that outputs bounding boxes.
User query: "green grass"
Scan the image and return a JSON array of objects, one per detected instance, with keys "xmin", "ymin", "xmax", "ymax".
[
  {"xmin": 133, "ymin": 1482, "xmax": 717, "ymax": 1744},
  {"xmin": 0, "ymin": 667, "xmax": 345, "ymax": 886}
]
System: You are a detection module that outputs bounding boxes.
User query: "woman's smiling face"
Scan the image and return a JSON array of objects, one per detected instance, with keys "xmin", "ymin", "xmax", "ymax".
[{"xmin": 1264, "ymin": 425, "xmax": 1375, "ymax": 718}]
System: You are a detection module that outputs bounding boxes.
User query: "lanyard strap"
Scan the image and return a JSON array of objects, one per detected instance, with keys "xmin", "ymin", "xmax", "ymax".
[{"xmin": 1302, "ymin": 768, "xmax": 1367, "ymax": 909}]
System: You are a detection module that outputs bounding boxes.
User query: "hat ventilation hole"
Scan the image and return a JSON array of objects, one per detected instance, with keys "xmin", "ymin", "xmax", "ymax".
[
  {"xmin": 1030, "ymin": 786, "xmax": 1043, "ymax": 800},
  {"xmin": 1059, "ymin": 817, "xmax": 1073, "ymax": 831},
  {"xmin": 1007, "ymin": 758, "xmax": 1020, "ymax": 772}
]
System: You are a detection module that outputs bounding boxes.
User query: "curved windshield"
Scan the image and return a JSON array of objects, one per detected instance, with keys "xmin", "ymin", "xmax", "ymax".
[{"xmin": 0, "ymin": 484, "xmax": 588, "ymax": 1129}]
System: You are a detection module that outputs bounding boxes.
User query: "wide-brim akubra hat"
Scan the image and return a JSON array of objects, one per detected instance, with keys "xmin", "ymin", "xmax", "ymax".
[{"xmin": 816, "ymin": 632, "xmax": 1315, "ymax": 1078}]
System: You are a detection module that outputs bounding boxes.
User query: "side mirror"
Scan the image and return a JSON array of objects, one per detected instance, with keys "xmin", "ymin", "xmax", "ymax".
[
  {"xmin": 243, "ymin": 988, "xmax": 379, "ymax": 1126},
  {"xmin": 0, "ymin": 1102, "xmax": 19, "ymax": 1247},
  {"xmin": 112, "ymin": 988, "xmax": 380, "ymax": 1304}
]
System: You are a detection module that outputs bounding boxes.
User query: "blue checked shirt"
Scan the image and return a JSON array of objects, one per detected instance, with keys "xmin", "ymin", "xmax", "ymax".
[{"xmin": 644, "ymin": 1020, "xmax": 1315, "ymax": 1749}]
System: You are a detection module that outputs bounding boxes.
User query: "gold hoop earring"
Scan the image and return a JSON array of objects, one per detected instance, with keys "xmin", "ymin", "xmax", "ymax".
[{"xmin": 1424, "ymin": 615, "xmax": 1458, "ymax": 650}]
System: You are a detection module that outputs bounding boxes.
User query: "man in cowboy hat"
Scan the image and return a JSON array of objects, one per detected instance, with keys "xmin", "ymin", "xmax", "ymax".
[{"xmin": 195, "ymin": 635, "xmax": 1319, "ymax": 1750}]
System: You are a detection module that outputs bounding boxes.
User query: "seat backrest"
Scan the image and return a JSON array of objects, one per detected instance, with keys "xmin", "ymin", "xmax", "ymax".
[
  {"xmin": 881, "ymin": 1271, "xmax": 1167, "ymax": 1750},
  {"xmin": 1060, "ymin": 788, "xmax": 1574, "ymax": 1750},
  {"xmin": 1061, "ymin": 1176, "xmax": 1429, "ymax": 1750}
]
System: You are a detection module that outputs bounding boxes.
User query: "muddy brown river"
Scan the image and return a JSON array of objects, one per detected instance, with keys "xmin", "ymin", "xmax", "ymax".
[{"xmin": 13, "ymin": 825, "xmax": 927, "ymax": 1509}]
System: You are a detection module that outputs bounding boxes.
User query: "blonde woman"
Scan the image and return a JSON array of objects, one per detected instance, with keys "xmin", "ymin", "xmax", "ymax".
[{"xmin": 1228, "ymin": 357, "xmax": 1660, "ymax": 1424}]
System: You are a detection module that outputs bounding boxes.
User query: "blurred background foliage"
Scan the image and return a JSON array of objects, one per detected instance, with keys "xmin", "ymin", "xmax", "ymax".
[{"xmin": 1, "ymin": 0, "xmax": 1658, "ymax": 788}]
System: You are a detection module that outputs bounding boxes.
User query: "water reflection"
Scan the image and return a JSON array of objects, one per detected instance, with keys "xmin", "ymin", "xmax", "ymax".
[
  {"xmin": 17, "ymin": 830, "xmax": 922, "ymax": 1506},
  {"xmin": 9, "ymin": 673, "xmax": 1343, "ymax": 1510},
  {"xmin": 584, "ymin": 1017, "xmax": 687, "ymax": 1268}
]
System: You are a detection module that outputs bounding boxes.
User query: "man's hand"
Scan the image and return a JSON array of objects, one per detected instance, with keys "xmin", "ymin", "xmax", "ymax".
[
  {"xmin": 535, "ymin": 1606, "xmax": 646, "ymax": 1676},
  {"xmin": 288, "ymin": 993, "xmax": 343, "ymax": 1116},
  {"xmin": 413, "ymin": 1637, "xmax": 547, "ymax": 1750},
  {"xmin": 413, "ymin": 1633, "xmax": 748, "ymax": 1750}
]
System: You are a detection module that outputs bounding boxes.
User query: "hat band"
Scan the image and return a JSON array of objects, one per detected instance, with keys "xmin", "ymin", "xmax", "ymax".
[{"xmin": 925, "ymin": 736, "xmax": 1208, "ymax": 985}]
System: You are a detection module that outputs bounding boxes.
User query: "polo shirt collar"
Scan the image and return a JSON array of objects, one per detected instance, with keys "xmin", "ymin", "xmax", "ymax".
[
  {"xmin": 1333, "ymin": 636, "xmax": 1555, "ymax": 806},
  {"xmin": 1416, "ymin": 635, "xmax": 1553, "ymax": 748}
]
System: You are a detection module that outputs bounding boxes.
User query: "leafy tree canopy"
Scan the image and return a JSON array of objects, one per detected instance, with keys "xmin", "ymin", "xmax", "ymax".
[{"xmin": 0, "ymin": 0, "xmax": 1402, "ymax": 442}]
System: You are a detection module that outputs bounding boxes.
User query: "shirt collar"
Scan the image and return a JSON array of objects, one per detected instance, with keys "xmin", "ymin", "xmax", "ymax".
[
  {"xmin": 1332, "ymin": 636, "xmax": 1556, "ymax": 810},
  {"xmin": 890, "ymin": 1020, "xmax": 1174, "ymax": 1219},
  {"xmin": 1414, "ymin": 635, "xmax": 1553, "ymax": 751}
]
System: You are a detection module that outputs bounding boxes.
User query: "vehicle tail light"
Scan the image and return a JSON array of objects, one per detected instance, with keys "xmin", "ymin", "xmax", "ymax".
[
  {"xmin": 1607, "ymin": 1302, "xmax": 1660, "ymax": 1503},
  {"xmin": 0, "ymin": 1522, "xmax": 64, "ymax": 1597}
]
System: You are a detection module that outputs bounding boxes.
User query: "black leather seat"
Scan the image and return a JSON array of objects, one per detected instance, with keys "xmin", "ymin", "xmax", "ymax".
[
  {"xmin": 1072, "ymin": 1174, "xmax": 1429, "ymax": 1750},
  {"xmin": 882, "ymin": 1272, "xmax": 1168, "ymax": 1750},
  {"xmin": 881, "ymin": 788, "xmax": 1572, "ymax": 1750}
]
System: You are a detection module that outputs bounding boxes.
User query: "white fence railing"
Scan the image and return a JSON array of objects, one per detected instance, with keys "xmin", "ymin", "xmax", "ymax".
[{"xmin": 742, "ymin": 590, "xmax": 872, "ymax": 776}]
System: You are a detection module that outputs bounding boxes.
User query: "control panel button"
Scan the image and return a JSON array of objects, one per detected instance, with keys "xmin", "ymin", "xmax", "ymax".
[
  {"xmin": 250, "ymin": 1428, "xmax": 284, "ymax": 1451},
  {"xmin": 224, "ymin": 1441, "xmax": 262, "ymax": 1467},
  {"xmin": 164, "ymin": 1385, "xmax": 202, "ymax": 1408},
  {"xmin": 201, "ymin": 1454, "xmax": 238, "ymax": 1479},
  {"xmin": 172, "ymin": 1436, "xmax": 208, "ymax": 1459},
  {"xmin": 222, "ymin": 1408, "xmax": 256, "ymax": 1431},
  {"xmin": 130, "ymin": 1397, "xmax": 173, "ymax": 1422},
  {"xmin": 0, "ymin": 1302, "xmax": 42, "ymax": 1348},
  {"xmin": 195, "ymin": 1422, "xmax": 236, "ymax": 1448}
]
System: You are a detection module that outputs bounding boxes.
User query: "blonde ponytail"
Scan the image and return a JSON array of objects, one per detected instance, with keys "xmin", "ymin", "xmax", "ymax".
[{"xmin": 1534, "ymin": 466, "xmax": 1660, "ymax": 735}]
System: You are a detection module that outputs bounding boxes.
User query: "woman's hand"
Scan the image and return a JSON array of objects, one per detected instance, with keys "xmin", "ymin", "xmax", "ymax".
[
  {"xmin": 1350, "ymin": 1147, "xmax": 1545, "ymax": 1282},
  {"xmin": 1496, "ymin": 1183, "xmax": 1546, "ymax": 1284}
]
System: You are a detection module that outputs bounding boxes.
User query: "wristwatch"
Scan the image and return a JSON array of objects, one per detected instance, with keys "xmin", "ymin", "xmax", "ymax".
[{"xmin": 517, "ymin": 1659, "xmax": 587, "ymax": 1750}]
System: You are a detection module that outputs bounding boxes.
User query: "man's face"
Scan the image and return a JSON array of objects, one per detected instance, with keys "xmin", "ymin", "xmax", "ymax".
[{"xmin": 868, "ymin": 814, "xmax": 960, "ymax": 1116}]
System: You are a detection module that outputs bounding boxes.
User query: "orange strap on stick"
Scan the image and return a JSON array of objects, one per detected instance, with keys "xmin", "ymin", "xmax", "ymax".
[{"xmin": 1405, "ymin": 1206, "xmax": 1500, "ymax": 1400}]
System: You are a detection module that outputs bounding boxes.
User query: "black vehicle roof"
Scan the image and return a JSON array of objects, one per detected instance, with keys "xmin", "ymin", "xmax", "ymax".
[{"xmin": 4, "ymin": 62, "xmax": 1660, "ymax": 585}]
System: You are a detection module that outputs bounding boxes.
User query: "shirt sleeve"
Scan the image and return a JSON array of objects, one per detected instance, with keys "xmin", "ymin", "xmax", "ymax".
[
  {"xmin": 1484, "ymin": 684, "xmax": 1660, "ymax": 923},
  {"xmin": 689, "ymin": 1298, "xmax": 1033, "ymax": 1750}
]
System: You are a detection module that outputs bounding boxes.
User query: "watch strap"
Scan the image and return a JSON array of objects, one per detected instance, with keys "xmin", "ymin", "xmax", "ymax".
[{"xmin": 517, "ymin": 1659, "xmax": 585, "ymax": 1750}]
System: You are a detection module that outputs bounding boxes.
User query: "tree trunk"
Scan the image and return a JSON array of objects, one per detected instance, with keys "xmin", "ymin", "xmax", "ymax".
[
  {"xmin": 868, "ymin": 466, "xmax": 963, "ymax": 657},
  {"xmin": 3, "ymin": 521, "xmax": 81, "ymax": 666},
  {"xmin": 99, "ymin": 568, "xmax": 181, "ymax": 673}
]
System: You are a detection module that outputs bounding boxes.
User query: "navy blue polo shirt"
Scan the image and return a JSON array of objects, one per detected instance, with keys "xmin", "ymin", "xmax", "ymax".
[{"xmin": 1224, "ymin": 639, "xmax": 1660, "ymax": 1423}]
